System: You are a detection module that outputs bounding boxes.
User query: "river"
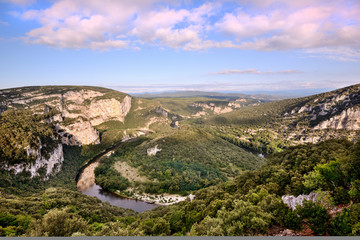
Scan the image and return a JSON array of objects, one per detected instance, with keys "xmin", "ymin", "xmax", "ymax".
[
  {"xmin": 81, "ymin": 182, "xmax": 158, "ymax": 213},
  {"xmin": 76, "ymin": 138, "xmax": 159, "ymax": 213}
]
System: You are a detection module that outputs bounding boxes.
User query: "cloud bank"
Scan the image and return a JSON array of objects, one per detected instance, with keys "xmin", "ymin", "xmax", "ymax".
[
  {"xmin": 211, "ymin": 69, "xmax": 302, "ymax": 75},
  {"xmin": 6, "ymin": 0, "xmax": 360, "ymax": 60},
  {"xmin": 108, "ymin": 79, "xmax": 357, "ymax": 94}
]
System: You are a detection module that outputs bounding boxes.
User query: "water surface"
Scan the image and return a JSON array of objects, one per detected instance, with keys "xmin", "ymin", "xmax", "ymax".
[{"xmin": 81, "ymin": 182, "xmax": 159, "ymax": 213}]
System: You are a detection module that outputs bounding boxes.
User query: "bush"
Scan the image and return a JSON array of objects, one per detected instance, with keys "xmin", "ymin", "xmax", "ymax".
[
  {"xmin": 349, "ymin": 180, "xmax": 360, "ymax": 203},
  {"xmin": 329, "ymin": 209, "xmax": 351, "ymax": 236},
  {"xmin": 152, "ymin": 218, "xmax": 170, "ymax": 236},
  {"xmin": 30, "ymin": 207, "xmax": 88, "ymax": 236},
  {"xmin": 349, "ymin": 203, "xmax": 360, "ymax": 226},
  {"xmin": 296, "ymin": 201, "xmax": 330, "ymax": 235},
  {"xmin": 333, "ymin": 187, "xmax": 350, "ymax": 205},
  {"xmin": 284, "ymin": 211, "xmax": 302, "ymax": 231}
]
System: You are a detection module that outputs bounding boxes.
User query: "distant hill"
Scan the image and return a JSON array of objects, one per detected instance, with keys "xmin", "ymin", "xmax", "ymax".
[
  {"xmin": 204, "ymin": 83, "xmax": 360, "ymax": 154},
  {"xmin": 134, "ymin": 90, "xmax": 283, "ymax": 101}
]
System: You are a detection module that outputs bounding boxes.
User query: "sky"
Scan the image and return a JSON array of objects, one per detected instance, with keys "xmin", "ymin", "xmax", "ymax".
[{"xmin": 0, "ymin": 0, "xmax": 359, "ymax": 95}]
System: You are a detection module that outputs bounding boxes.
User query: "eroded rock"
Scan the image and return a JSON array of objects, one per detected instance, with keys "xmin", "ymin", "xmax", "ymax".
[
  {"xmin": 3, "ymin": 143, "xmax": 64, "ymax": 179},
  {"xmin": 282, "ymin": 192, "xmax": 318, "ymax": 210},
  {"xmin": 147, "ymin": 145, "xmax": 162, "ymax": 156},
  {"xmin": 61, "ymin": 118, "xmax": 100, "ymax": 145},
  {"xmin": 314, "ymin": 107, "xmax": 360, "ymax": 130}
]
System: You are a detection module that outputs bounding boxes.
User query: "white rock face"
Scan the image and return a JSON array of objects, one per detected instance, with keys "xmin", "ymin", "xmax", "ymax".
[
  {"xmin": 191, "ymin": 102, "xmax": 235, "ymax": 114},
  {"xmin": 63, "ymin": 90, "xmax": 104, "ymax": 104},
  {"xmin": 62, "ymin": 118, "xmax": 100, "ymax": 145},
  {"xmin": 88, "ymin": 96, "xmax": 132, "ymax": 126},
  {"xmin": 189, "ymin": 194, "xmax": 195, "ymax": 202},
  {"xmin": 4, "ymin": 144, "xmax": 64, "ymax": 179},
  {"xmin": 213, "ymin": 106, "xmax": 233, "ymax": 114},
  {"xmin": 147, "ymin": 145, "xmax": 162, "ymax": 156},
  {"xmin": 298, "ymin": 106, "xmax": 312, "ymax": 113},
  {"xmin": 282, "ymin": 192, "xmax": 318, "ymax": 210},
  {"xmin": 314, "ymin": 107, "xmax": 360, "ymax": 130},
  {"xmin": 4, "ymin": 89, "xmax": 132, "ymax": 146}
]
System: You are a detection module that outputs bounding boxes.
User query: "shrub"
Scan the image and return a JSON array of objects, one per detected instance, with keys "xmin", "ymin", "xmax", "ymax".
[
  {"xmin": 284, "ymin": 211, "xmax": 302, "ymax": 231},
  {"xmin": 296, "ymin": 201, "xmax": 330, "ymax": 235},
  {"xmin": 329, "ymin": 209, "xmax": 351, "ymax": 236},
  {"xmin": 333, "ymin": 187, "xmax": 350, "ymax": 205}
]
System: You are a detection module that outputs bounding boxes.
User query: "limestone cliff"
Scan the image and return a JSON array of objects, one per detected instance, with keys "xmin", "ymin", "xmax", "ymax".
[
  {"xmin": 283, "ymin": 85, "xmax": 360, "ymax": 144},
  {"xmin": 88, "ymin": 96, "xmax": 132, "ymax": 125},
  {"xmin": 0, "ymin": 87, "xmax": 132, "ymax": 146},
  {"xmin": 4, "ymin": 143, "xmax": 64, "ymax": 180},
  {"xmin": 314, "ymin": 107, "xmax": 360, "ymax": 130},
  {"xmin": 190, "ymin": 99, "xmax": 260, "ymax": 116},
  {"xmin": 60, "ymin": 118, "xmax": 100, "ymax": 145}
]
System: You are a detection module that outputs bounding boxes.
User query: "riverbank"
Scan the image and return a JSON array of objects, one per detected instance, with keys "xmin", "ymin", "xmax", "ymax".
[
  {"xmin": 115, "ymin": 190, "xmax": 188, "ymax": 206},
  {"xmin": 76, "ymin": 135, "xmax": 191, "ymax": 209},
  {"xmin": 77, "ymin": 161, "xmax": 99, "ymax": 191}
]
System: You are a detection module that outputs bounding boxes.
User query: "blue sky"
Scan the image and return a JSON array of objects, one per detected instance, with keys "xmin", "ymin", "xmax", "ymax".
[{"xmin": 0, "ymin": 0, "xmax": 359, "ymax": 95}]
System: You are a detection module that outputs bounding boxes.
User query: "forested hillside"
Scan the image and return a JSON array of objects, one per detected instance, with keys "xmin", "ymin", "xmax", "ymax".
[
  {"xmin": 94, "ymin": 127, "xmax": 264, "ymax": 197},
  {"xmin": 1, "ymin": 139, "xmax": 359, "ymax": 236},
  {"xmin": 0, "ymin": 84, "xmax": 360, "ymax": 236}
]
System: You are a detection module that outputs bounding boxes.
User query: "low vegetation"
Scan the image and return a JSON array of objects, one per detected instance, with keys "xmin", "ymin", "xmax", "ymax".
[{"xmin": 1, "ymin": 139, "xmax": 360, "ymax": 236}]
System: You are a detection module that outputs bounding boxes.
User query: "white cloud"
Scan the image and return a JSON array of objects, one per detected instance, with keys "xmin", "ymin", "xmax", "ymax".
[
  {"xmin": 306, "ymin": 47, "xmax": 360, "ymax": 62},
  {"xmin": 8, "ymin": 0, "xmax": 360, "ymax": 60},
  {"xmin": 211, "ymin": 69, "xmax": 301, "ymax": 75},
  {"xmin": 20, "ymin": 0, "xmax": 217, "ymax": 50},
  {"xmin": 215, "ymin": 2, "xmax": 360, "ymax": 57},
  {"xmin": 213, "ymin": 69, "xmax": 273, "ymax": 75},
  {"xmin": 22, "ymin": 0, "xmax": 159, "ymax": 50},
  {"xmin": 278, "ymin": 70, "xmax": 302, "ymax": 74},
  {"xmin": 131, "ymin": 3, "xmax": 217, "ymax": 49},
  {"xmin": 108, "ymin": 78, "xmax": 356, "ymax": 94},
  {"xmin": 233, "ymin": 0, "xmax": 343, "ymax": 8}
]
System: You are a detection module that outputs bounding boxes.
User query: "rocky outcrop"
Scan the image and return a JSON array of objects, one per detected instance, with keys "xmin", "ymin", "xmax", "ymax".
[
  {"xmin": 2, "ymin": 88, "xmax": 132, "ymax": 146},
  {"xmin": 63, "ymin": 90, "xmax": 104, "ymax": 104},
  {"xmin": 4, "ymin": 143, "xmax": 64, "ymax": 179},
  {"xmin": 88, "ymin": 96, "xmax": 132, "ymax": 126},
  {"xmin": 170, "ymin": 120, "xmax": 179, "ymax": 128},
  {"xmin": 282, "ymin": 192, "xmax": 318, "ymax": 210},
  {"xmin": 213, "ymin": 106, "xmax": 233, "ymax": 114},
  {"xmin": 0, "ymin": 101, "xmax": 7, "ymax": 114},
  {"xmin": 191, "ymin": 102, "xmax": 235, "ymax": 115},
  {"xmin": 147, "ymin": 145, "xmax": 162, "ymax": 156},
  {"xmin": 280, "ymin": 86, "xmax": 360, "ymax": 145},
  {"xmin": 314, "ymin": 107, "xmax": 360, "ymax": 130},
  {"xmin": 228, "ymin": 98, "xmax": 247, "ymax": 108},
  {"xmin": 155, "ymin": 106, "xmax": 169, "ymax": 117},
  {"xmin": 61, "ymin": 118, "xmax": 100, "ymax": 145}
]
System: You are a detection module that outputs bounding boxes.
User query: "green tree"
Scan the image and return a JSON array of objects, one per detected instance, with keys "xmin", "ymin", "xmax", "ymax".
[{"xmin": 152, "ymin": 218, "xmax": 170, "ymax": 236}]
